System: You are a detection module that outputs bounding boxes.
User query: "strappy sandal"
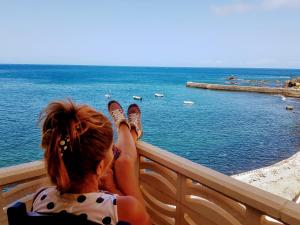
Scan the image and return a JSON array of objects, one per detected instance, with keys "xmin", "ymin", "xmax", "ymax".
[
  {"xmin": 108, "ymin": 100, "xmax": 130, "ymax": 130},
  {"xmin": 127, "ymin": 104, "xmax": 143, "ymax": 139}
]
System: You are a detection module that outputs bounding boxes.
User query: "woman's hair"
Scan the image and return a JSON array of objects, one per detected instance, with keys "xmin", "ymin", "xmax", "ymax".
[{"xmin": 39, "ymin": 100, "xmax": 113, "ymax": 192}]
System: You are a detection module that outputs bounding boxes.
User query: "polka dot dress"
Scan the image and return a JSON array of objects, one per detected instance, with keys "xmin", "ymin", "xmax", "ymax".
[{"xmin": 32, "ymin": 187, "xmax": 118, "ymax": 225}]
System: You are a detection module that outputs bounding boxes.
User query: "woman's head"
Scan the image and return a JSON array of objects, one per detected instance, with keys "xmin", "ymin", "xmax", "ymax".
[{"xmin": 40, "ymin": 100, "xmax": 113, "ymax": 192}]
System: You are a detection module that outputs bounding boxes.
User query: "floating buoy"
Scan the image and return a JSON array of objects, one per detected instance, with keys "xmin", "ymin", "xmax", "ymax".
[
  {"xmin": 184, "ymin": 101, "xmax": 194, "ymax": 105},
  {"xmin": 154, "ymin": 93, "xmax": 164, "ymax": 97},
  {"xmin": 133, "ymin": 96, "xmax": 142, "ymax": 100}
]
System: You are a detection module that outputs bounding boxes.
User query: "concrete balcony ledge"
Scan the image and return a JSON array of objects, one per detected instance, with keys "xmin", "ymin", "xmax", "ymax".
[{"xmin": 1, "ymin": 141, "xmax": 300, "ymax": 224}]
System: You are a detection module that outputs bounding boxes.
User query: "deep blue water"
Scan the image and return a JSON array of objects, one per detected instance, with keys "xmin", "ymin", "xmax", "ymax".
[{"xmin": 1, "ymin": 64, "xmax": 300, "ymax": 175}]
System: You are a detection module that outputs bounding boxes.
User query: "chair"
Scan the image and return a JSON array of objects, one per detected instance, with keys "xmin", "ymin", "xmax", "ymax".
[{"xmin": 7, "ymin": 202, "xmax": 130, "ymax": 225}]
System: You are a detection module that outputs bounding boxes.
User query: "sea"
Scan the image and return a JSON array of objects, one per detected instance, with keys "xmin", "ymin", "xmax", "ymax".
[{"xmin": 1, "ymin": 64, "xmax": 300, "ymax": 175}]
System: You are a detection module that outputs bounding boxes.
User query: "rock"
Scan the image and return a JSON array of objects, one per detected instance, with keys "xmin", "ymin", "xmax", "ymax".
[
  {"xmin": 286, "ymin": 105, "xmax": 294, "ymax": 110},
  {"xmin": 227, "ymin": 76, "xmax": 236, "ymax": 80},
  {"xmin": 284, "ymin": 77, "xmax": 300, "ymax": 88}
]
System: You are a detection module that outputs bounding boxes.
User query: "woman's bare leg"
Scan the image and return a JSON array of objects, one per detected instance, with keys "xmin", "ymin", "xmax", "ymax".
[
  {"xmin": 131, "ymin": 128, "xmax": 138, "ymax": 144},
  {"xmin": 114, "ymin": 123, "xmax": 145, "ymax": 207},
  {"xmin": 99, "ymin": 127, "xmax": 139, "ymax": 192}
]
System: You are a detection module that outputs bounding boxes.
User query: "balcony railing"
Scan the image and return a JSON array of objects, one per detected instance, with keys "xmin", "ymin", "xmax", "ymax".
[{"xmin": 1, "ymin": 141, "xmax": 300, "ymax": 225}]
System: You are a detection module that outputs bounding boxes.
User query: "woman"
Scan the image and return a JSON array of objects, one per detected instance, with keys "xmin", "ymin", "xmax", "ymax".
[{"xmin": 32, "ymin": 100, "xmax": 150, "ymax": 225}]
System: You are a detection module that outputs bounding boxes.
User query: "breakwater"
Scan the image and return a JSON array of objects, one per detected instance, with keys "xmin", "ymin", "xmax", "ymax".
[{"xmin": 186, "ymin": 81, "xmax": 300, "ymax": 97}]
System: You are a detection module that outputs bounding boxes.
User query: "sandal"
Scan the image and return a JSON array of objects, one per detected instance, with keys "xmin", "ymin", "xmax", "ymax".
[
  {"xmin": 108, "ymin": 100, "xmax": 130, "ymax": 130},
  {"xmin": 127, "ymin": 104, "xmax": 143, "ymax": 139}
]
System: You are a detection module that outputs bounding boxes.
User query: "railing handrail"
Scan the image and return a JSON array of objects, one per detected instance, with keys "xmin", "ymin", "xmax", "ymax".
[
  {"xmin": 136, "ymin": 141, "xmax": 300, "ymax": 224},
  {"xmin": 0, "ymin": 160, "xmax": 46, "ymax": 186}
]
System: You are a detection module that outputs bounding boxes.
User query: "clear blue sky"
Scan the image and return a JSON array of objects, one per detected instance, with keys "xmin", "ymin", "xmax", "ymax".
[{"xmin": 1, "ymin": 0, "xmax": 300, "ymax": 68}]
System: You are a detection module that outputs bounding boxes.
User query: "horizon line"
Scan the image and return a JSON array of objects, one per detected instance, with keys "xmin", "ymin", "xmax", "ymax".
[{"xmin": 0, "ymin": 62, "xmax": 299, "ymax": 70}]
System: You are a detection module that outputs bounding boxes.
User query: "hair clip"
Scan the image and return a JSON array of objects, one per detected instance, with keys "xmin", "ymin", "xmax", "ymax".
[{"xmin": 59, "ymin": 136, "xmax": 71, "ymax": 156}]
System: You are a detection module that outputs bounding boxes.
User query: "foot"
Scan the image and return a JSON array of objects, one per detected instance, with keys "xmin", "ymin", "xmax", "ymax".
[
  {"xmin": 108, "ymin": 100, "xmax": 130, "ymax": 130},
  {"xmin": 128, "ymin": 104, "xmax": 143, "ymax": 139}
]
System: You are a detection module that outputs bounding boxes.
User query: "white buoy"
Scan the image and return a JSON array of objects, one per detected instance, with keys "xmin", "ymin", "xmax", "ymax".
[
  {"xmin": 184, "ymin": 101, "xmax": 194, "ymax": 105},
  {"xmin": 154, "ymin": 93, "xmax": 164, "ymax": 97},
  {"xmin": 133, "ymin": 96, "xmax": 142, "ymax": 100}
]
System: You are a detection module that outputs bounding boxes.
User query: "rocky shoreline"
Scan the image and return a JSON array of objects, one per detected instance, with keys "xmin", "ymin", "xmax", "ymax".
[{"xmin": 232, "ymin": 151, "xmax": 300, "ymax": 201}]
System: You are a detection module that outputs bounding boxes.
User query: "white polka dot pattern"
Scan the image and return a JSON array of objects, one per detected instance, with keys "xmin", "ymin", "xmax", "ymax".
[{"xmin": 32, "ymin": 187, "xmax": 118, "ymax": 225}]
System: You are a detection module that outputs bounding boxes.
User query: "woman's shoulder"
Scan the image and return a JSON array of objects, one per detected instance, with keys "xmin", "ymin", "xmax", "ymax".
[{"xmin": 116, "ymin": 196, "xmax": 150, "ymax": 225}]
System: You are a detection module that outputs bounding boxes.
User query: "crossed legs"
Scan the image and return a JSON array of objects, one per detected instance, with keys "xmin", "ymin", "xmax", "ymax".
[
  {"xmin": 101, "ymin": 101, "xmax": 145, "ymax": 208},
  {"xmin": 114, "ymin": 124, "xmax": 145, "ymax": 207}
]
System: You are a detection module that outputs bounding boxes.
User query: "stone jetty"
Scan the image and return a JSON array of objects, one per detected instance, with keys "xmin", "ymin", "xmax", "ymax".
[{"xmin": 186, "ymin": 81, "xmax": 300, "ymax": 97}]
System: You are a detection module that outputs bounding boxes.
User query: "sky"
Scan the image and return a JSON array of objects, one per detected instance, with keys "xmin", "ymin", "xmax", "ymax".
[{"xmin": 0, "ymin": 0, "xmax": 300, "ymax": 68}]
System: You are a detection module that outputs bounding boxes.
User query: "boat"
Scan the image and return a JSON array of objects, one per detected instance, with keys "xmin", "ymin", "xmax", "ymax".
[
  {"xmin": 104, "ymin": 94, "xmax": 111, "ymax": 99},
  {"xmin": 1, "ymin": 141, "xmax": 299, "ymax": 225},
  {"xmin": 183, "ymin": 100, "xmax": 194, "ymax": 105},
  {"xmin": 154, "ymin": 93, "xmax": 164, "ymax": 97},
  {"xmin": 133, "ymin": 96, "xmax": 142, "ymax": 100}
]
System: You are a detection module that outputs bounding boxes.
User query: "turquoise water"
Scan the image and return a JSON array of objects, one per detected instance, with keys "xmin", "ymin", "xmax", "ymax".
[{"xmin": 1, "ymin": 64, "xmax": 300, "ymax": 175}]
